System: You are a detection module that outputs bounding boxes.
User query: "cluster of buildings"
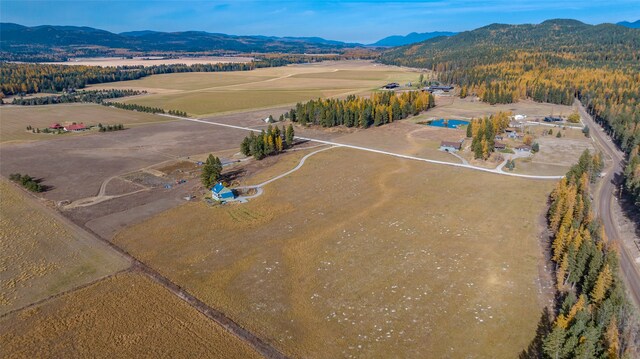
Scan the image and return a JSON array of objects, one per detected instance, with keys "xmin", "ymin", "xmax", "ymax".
[{"xmin": 49, "ymin": 123, "xmax": 88, "ymax": 132}]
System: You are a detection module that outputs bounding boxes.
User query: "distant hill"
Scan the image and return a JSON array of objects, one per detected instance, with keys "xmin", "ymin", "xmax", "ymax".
[
  {"xmin": 617, "ymin": 20, "xmax": 640, "ymax": 29},
  {"xmin": 370, "ymin": 31, "xmax": 456, "ymax": 47},
  {"xmin": 378, "ymin": 19, "xmax": 640, "ymax": 69},
  {"xmin": 0, "ymin": 23, "xmax": 364, "ymax": 61}
]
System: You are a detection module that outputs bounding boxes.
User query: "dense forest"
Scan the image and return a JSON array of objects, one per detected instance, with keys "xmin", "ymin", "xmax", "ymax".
[
  {"xmin": 379, "ymin": 19, "xmax": 640, "ymax": 208},
  {"xmin": 10, "ymin": 89, "xmax": 143, "ymax": 105},
  {"xmin": 287, "ymin": 91, "xmax": 434, "ymax": 128},
  {"xmin": 519, "ymin": 150, "xmax": 640, "ymax": 358}
]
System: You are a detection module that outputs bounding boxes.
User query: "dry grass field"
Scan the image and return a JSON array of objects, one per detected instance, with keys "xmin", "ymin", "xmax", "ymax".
[
  {"xmin": 0, "ymin": 103, "xmax": 172, "ymax": 143},
  {"xmin": 0, "ymin": 272, "xmax": 261, "ymax": 359},
  {"xmin": 0, "ymin": 180, "xmax": 129, "ymax": 315},
  {"xmin": 88, "ymin": 61, "xmax": 420, "ymax": 116},
  {"xmin": 114, "ymin": 147, "xmax": 555, "ymax": 358},
  {"xmin": 45, "ymin": 56, "xmax": 253, "ymax": 67},
  {"xmin": 411, "ymin": 96, "xmax": 575, "ymax": 121}
]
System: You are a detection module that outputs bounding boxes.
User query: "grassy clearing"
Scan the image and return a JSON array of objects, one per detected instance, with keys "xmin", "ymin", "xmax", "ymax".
[
  {"xmin": 0, "ymin": 103, "xmax": 172, "ymax": 143},
  {"xmin": 0, "ymin": 272, "xmax": 261, "ymax": 359},
  {"xmin": 90, "ymin": 71, "xmax": 276, "ymax": 91},
  {"xmin": 88, "ymin": 61, "xmax": 422, "ymax": 116},
  {"xmin": 120, "ymin": 89, "xmax": 350, "ymax": 116},
  {"xmin": 416, "ymin": 97, "xmax": 576, "ymax": 121},
  {"xmin": 114, "ymin": 147, "xmax": 554, "ymax": 358},
  {"xmin": 0, "ymin": 180, "xmax": 129, "ymax": 315}
]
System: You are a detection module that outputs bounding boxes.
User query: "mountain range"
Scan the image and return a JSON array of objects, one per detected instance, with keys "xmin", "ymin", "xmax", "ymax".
[
  {"xmin": 0, "ymin": 23, "xmax": 362, "ymax": 56},
  {"xmin": 617, "ymin": 20, "xmax": 640, "ymax": 28},
  {"xmin": 369, "ymin": 32, "xmax": 457, "ymax": 47}
]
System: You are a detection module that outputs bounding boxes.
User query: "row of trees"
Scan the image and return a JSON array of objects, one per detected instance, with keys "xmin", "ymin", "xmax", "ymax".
[
  {"xmin": 287, "ymin": 91, "xmax": 435, "ymax": 128},
  {"xmin": 10, "ymin": 89, "xmax": 143, "ymax": 105},
  {"xmin": 102, "ymin": 101, "xmax": 187, "ymax": 117},
  {"xmin": 240, "ymin": 124, "xmax": 295, "ymax": 160},
  {"xmin": 9, "ymin": 173, "xmax": 43, "ymax": 192},
  {"xmin": 520, "ymin": 150, "xmax": 639, "ymax": 358},
  {"xmin": 98, "ymin": 124, "xmax": 124, "ymax": 132},
  {"xmin": 466, "ymin": 112, "xmax": 511, "ymax": 160}
]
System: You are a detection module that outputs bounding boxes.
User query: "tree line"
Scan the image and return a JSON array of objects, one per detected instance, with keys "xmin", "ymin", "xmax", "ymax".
[
  {"xmin": 102, "ymin": 101, "xmax": 187, "ymax": 117},
  {"xmin": 287, "ymin": 91, "xmax": 434, "ymax": 128},
  {"xmin": 0, "ymin": 55, "xmax": 367, "ymax": 96},
  {"xmin": 240, "ymin": 124, "xmax": 295, "ymax": 160},
  {"xmin": 520, "ymin": 150, "xmax": 639, "ymax": 359},
  {"xmin": 10, "ymin": 89, "xmax": 143, "ymax": 105},
  {"xmin": 9, "ymin": 173, "xmax": 44, "ymax": 192}
]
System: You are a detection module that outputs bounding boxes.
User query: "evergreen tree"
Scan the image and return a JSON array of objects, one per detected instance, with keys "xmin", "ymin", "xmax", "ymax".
[
  {"xmin": 201, "ymin": 154, "xmax": 222, "ymax": 188},
  {"xmin": 285, "ymin": 124, "xmax": 295, "ymax": 147}
]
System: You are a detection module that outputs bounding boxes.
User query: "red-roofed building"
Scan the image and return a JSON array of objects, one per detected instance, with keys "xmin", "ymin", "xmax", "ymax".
[
  {"xmin": 49, "ymin": 123, "xmax": 63, "ymax": 130},
  {"xmin": 64, "ymin": 123, "xmax": 87, "ymax": 132}
]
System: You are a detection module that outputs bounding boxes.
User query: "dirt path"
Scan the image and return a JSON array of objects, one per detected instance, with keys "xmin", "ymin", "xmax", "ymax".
[
  {"xmin": 234, "ymin": 146, "xmax": 335, "ymax": 201},
  {"xmin": 165, "ymin": 114, "xmax": 564, "ymax": 180}
]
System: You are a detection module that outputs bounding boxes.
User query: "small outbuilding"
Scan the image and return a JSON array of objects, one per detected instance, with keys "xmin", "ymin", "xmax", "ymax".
[
  {"xmin": 494, "ymin": 142, "xmax": 506, "ymax": 150},
  {"xmin": 440, "ymin": 141, "xmax": 462, "ymax": 152},
  {"xmin": 212, "ymin": 182, "xmax": 235, "ymax": 201},
  {"xmin": 515, "ymin": 145, "xmax": 532, "ymax": 152},
  {"xmin": 49, "ymin": 123, "xmax": 63, "ymax": 130}
]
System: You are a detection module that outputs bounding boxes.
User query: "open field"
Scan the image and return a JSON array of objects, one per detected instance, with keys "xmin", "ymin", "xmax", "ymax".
[
  {"xmin": 0, "ymin": 103, "xmax": 173, "ymax": 143},
  {"xmin": 411, "ymin": 96, "xmax": 576, "ymax": 121},
  {"xmin": 0, "ymin": 272, "xmax": 261, "ymax": 359},
  {"xmin": 114, "ymin": 147, "xmax": 555, "ymax": 358},
  {"xmin": 0, "ymin": 180, "xmax": 129, "ymax": 315},
  {"xmin": 44, "ymin": 56, "xmax": 253, "ymax": 67},
  {"xmin": 122, "ymin": 89, "xmax": 350, "ymax": 116},
  {"xmin": 88, "ymin": 60, "xmax": 421, "ymax": 116}
]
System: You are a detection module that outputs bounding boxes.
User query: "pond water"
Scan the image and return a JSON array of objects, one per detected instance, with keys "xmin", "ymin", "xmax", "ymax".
[{"xmin": 427, "ymin": 119, "xmax": 469, "ymax": 129}]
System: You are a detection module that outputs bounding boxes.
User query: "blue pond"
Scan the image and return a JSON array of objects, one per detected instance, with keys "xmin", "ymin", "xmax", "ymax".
[{"xmin": 427, "ymin": 119, "xmax": 469, "ymax": 129}]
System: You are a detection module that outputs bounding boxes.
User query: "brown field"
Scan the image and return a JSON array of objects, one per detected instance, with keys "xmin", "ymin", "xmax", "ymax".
[
  {"xmin": 0, "ymin": 103, "xmax": 173, "ymax": 143},
  {"xmin": 88, "ymin": 60, "xmax": 421, "ymax": 116},
  {"xmin": 114, "ymin": 147, "xmax": 555, "ymax": 358},
  {"xmin": 0, "ymin": 180, "xmax": 129, "ymax": 315},
  {"xmin": 44, "ymin": 56, "xmax": 253, "ymax": 67},
  {"xmin": 0, "ymin": 272, "xmax": 261, "ymax": 359}
]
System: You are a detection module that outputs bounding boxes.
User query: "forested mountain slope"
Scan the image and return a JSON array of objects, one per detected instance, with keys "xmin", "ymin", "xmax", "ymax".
[
  {"xmin": 0, "ymin": 23, "xmax": 362, "ymax": 61},
  {"xmin": 379, "ymin": 19, "xmax": 640, "ymax": 208}
]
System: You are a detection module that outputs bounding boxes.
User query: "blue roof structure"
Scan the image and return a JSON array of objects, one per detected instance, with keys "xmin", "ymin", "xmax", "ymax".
[{"xmin": 212, "ymin": 182, "xmax": 235, "ymax": 200}]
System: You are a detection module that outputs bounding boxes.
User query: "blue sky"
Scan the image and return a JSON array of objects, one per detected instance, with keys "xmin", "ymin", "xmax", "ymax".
[{"xmin": 1, "ymin": 0, "xmax": 639, "ymax": 43}]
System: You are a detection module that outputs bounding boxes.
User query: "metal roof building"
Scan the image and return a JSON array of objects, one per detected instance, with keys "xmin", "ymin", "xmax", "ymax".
[{"xmin": 212, "ymin": 182, "xmax": 235, "ymax": 201}]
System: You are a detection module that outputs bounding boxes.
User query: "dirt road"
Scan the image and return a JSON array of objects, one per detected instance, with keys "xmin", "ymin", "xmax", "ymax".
[
  {"xmin": 163, "ymin": 114, "xmax": 564, "ymax": 180},
  {"xmin": 577, "ymin": 100, "xmax": 640, "ymax": 309}
]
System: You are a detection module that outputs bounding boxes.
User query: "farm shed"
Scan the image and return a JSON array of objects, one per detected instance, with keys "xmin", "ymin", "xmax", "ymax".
[{"xmin": 439, "ymin": 141, "xmax": 462, "ymax": 152}]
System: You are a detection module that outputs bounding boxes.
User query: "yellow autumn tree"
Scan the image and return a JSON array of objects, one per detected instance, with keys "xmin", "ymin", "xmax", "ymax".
[{"xmin": 590, "ymin": 264, "xmax": 613, "ymax": 304}]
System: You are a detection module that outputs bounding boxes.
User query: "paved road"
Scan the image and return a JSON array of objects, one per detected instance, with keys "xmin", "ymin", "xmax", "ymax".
[
  {"xmin": 577, "ymin": 100, "xmax": 640, "ymax": 309},
  {"xmin": 164, "ymin": 114, "xmax": 564, "ymax": 180}
]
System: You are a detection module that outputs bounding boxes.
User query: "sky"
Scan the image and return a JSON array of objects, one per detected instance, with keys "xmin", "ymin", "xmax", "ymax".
[{"xmin": 1, "ymin": 0, "xmax": 639, "ymax": 43}]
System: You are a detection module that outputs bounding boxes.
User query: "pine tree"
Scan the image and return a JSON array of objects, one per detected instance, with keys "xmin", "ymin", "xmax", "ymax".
[
  {"xmin": 285, "ymin": 124, "xmax": 295, "ymax": 147},
  {"xmin": 201, "ymin": 154, "xmax": 222, "ymax": 188}
]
